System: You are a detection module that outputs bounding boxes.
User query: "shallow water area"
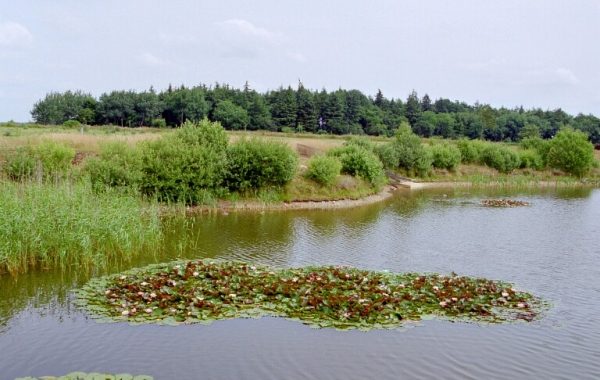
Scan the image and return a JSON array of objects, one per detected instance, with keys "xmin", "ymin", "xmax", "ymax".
[{"xmin": 1, "ymin": 187, "xmax": 599, "ymax": 379}]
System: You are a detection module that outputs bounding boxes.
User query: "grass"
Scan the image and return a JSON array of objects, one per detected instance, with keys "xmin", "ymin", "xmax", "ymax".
[
  {"xmin": 0, "ymin": 181, "xmax": 162, "ymax": 275},
  {"xmin": 75, "ymin": 259, "xmax": 544, "ymax": 330},
  {"xmin": 426, "ymin": 165, "xmax": 599, "ymax": 187},
  {"xmin": 284, "ymin": 174, "xmax": 378, "ymax": 202}
]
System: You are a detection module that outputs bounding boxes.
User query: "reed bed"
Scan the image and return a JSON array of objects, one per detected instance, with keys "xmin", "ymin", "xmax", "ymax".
[{"xmin": 0, "ymin": 181, "xmax": 162, "ymax": 275}]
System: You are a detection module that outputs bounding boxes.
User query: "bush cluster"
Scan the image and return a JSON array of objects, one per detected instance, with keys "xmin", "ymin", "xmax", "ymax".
[
  {"xmin": 481, "ymin": 145, "xmax": 521, "ymax": 173},
  {"xmin": 520, "ymin": 137, "xmax": 550, "ymax": 166},
  {"xmin": 81, "ymin": 120, "xmax": 301, "ymax": 204},
  {"xmin": 456, "ymin": 139, "xmax": 486, "ymax": 164},
  {"xmin": 328, "ymin": 145, "xmax": 385, "ymax": 187},
  {"xmin": 226, "ymin": 138, "xmax": 298, "ymax": 191},
  {"xmin": 84, "ymin": 142, "xmax": 142, "ymax": 192},
  {"xmin": 518, "ymin": 149, "xmax": 544, "ymax": 170},
  {"xmin": 546, "ymin": 128, "xmax": 595, "ymax": 177},
  {"xmin": 305, "ymin": 155, "xmax": 342, "ymax": 186},
  {"xmin": 429, "ymin": 143, "xmax": 461, "ymax": 170},
  {"xmin": 138, "ymin": 120, "xmax": 229, "ymax": 203},
  {"xmin": 3, "ymin": 141, "xmax": 75, "ymax": 181}
]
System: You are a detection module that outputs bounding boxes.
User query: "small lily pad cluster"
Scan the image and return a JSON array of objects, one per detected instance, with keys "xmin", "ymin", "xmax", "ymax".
[
  {"xmin": 75, "ymin": 260, "xmax": 542, "ymax": 330},
  {"xmin": 481, "ymin": 199, "xmax": 530, "ymax": 207},
  {"xmin": 15, "ymin": 373, "xmax": 152, "ymax": 380}
]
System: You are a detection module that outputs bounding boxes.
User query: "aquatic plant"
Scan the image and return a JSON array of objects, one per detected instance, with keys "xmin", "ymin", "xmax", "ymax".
[
  {"xmin": 15, "ymin": 372, "xmax": 153, "ymax": 380},
  {"xmin": 481, "ymin": 199, "xmax": 530, "ymax": 207},
  {"xmin": 0, "ymin": 181, "xmax": 162, "ymax": 275},
  {"xmin": 75, "ymin": 260, "xmax": 543, "ymax": 330}
]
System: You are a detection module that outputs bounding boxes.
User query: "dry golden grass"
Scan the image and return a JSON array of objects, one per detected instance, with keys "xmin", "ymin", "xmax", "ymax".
[{"xmin": 0, "ymin": 127, "xmax": 349, "ymax": 157}]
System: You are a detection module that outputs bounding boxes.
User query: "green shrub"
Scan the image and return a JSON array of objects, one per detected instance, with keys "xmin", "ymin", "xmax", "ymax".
[
  {"xmin": 226, "ymin": 138, "xmax": 298, "ymax": 191},
  {"xmin": 85, "ymin": 142, "xmax": 143, "ymax": 191},
  {"xmin": 139, "ymin": 120, "xmax": 229, "ymax": 204},
  {"xmin": 63, "ymin": 119, "xmax": 81, "ymax": 128},
  {"xmin": 374, "ymin": 143, "xmax": 400, "ymax": 169},
  {"xmin": 429, "ymin": 143, "xmax": 461, "ymax": 170},
  {"xmin": 481, "ymin": 145, "xmax": 521, "ymax": 173},
  {"xmin": 521, "ymin": 137, "xmax": 551, "ymax": 165},
  {"xmin": 328, "ymin": 145, "xmax": 385, "ymax": 187},
  {"xmin": 35, "ymin": 141, "xmax": 76, "ymax": 179},
  {"xmin": 4, "ymin": 141, "xmax": 75, "ymax": 181},
  {"xmin": 390, "ymin": 124, "xmax": 433, "ymax": 176},
  {"xmin": 518, "ymin": 149, "xmax": 544, "ymax": 170},
  {"xmin": 151, "ymin": 118, "xmax": 167, "ymax": 128},
  {"xmin": 344, "ymin": 136, "xmax": 375, "ymax": 151},
  {"xmin": 3, "ymin": 146, "xmax": 37, "ymax": 180},
  {"xmin": 305, "ymin": 155, "xmax": 342, "ymax": 186},
  {"xmin": 456, "ymin": 139, "xmax": 486, "ymax": 164},
  {"xmin": 547, "ymin": 128, "xmax": 595, "ymax": 177}
]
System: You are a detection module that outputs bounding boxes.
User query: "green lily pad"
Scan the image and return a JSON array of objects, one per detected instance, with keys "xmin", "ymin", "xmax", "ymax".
[
  {"xmin": 74, "ymin": 259, "xmax": 547, "ymax": 330},
  {"xmin": 14, "ymin": 373, "xmax": 152, "ymax": 380}
]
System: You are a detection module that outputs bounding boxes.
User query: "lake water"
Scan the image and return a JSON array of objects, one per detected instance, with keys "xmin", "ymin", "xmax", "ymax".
[{"xmin": 1, "ymin": 187, "xmax": 599, "ymax": 379}]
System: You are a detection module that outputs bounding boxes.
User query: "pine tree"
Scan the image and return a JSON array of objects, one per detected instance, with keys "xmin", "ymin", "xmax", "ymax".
[
  {"xmin": 405, "ymin": 90, "xmax": 422, "ymax": 127},
  {"xmin": 421, "ymin": 94, "xmax": 432, "ymax": 112},
  {"xmin": 295, "ymin": 81, "xmax": 317, "ymax": 132}
]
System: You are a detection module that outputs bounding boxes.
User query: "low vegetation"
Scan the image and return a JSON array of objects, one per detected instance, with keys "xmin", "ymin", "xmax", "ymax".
[
  {"xmin": 328, "ymin": 144, "xmax": 386, "ymax": 188},
  {"xmin": 226, "ymin": 138, "xmax": 298, "ymax": 192},
  {"xmin": 546, "ymin": 128, "xmax": 595, "ymax": 177},
  {"xmin": 305, "ymin": 155, "xmax": 342, "ymax": 186},
  {"xmin": 481, "ymin": 199, "xmax": 530, "ymax": 207},
  {"xmin": 16, "ymin": 373, "xmax": 153, "ymax": 380},
  {"xmin": 75, "ymin": 259, "xmax": 544, "ymax": 330},
  {"xmin": 428, "ymin": 143, "xmax": 461, "ymax": 171},
  {"xmin": 0, "ymin": 182, "xmax": 162, "ymax": 275}
]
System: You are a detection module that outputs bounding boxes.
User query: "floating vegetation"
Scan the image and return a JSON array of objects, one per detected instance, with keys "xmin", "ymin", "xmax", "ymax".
[
  {"xmin": 15, "ymin": 373, "xmax": 152, "ymax": 380},
  {"xmin": 481, "ymin": 199, "xmax": 530, "ymax": 207},
  {"xmin": 75, "ymin": 260, "xmax": 544, "ymax": 330}
]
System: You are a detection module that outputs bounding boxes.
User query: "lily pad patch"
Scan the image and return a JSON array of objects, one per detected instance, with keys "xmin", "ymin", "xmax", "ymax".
[
  {"xmin": 15, "ymin": 373, "xmax": 152, "ymax": 380},
  {"xmin": 75, "ymin": 260, "xmax": 545, "ymax": 330},
  {"xmin": 481, "ymin": 199, "xmax": 530, "ymax": 207}
]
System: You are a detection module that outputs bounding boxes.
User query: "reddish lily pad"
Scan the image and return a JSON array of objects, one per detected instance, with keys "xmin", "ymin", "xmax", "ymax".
[{"xmin": 75, "ymin": 260, "xmax": 545, "ymax": 330}]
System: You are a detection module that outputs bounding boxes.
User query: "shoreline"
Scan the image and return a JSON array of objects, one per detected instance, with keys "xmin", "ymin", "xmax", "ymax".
[{"xmin": 179, "ymin": 177, "xmax": 597, "ymax": 214}]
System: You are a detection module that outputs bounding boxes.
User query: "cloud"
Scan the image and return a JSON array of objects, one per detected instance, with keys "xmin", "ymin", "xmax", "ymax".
[
  {"xmin": 287, "ymin": 51, "xmax": 307, "ymax": 63},
  {"xmin": 138, "ymin": 52, "xmax": 171, "ymax": 67},
  {"xmin": 158, "ymin": 32, "xmax": 197, "ymax": 45},
  {"xmin": 524, "ymin": 67, "xmax": 580, "ymax": 86},
  {"xmin": 218, "ymin": 19, "xmax": 283, "ymax": 45},
  {"xmin": 460, "ymin": 60, "xmax": 579, "ymax": 86},
  {"xmin": 0, "ymin": 21, "xmax": 33, "ymax": 47},
  {"xmin": 552, "ymin": 68, "xmax": 579, "ymax": 85},
  {"xmin": 215, "ymin": 19, "xmax": 306, "ymax": 63}
]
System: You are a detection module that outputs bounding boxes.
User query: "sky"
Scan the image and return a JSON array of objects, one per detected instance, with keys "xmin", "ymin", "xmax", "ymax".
[{"xmin": 1, "ymin": 0, "xmax": 599, "ymax": 121}]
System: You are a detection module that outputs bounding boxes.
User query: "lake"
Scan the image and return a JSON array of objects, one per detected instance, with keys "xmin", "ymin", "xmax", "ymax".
[{"xmin": 1, "ymin": 187, "xmax": 599, "ymax": 379}]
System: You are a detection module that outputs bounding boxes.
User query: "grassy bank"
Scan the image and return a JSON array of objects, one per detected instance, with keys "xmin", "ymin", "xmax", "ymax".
[{"xmin": 0, "ymin": 181, "xmax": 162, "ymax": 275}]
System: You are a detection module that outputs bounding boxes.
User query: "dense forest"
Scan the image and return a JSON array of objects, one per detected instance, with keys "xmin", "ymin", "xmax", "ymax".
[{"xmin": 31, "ymin": 83, "xmax": 600, "ymax": 143}]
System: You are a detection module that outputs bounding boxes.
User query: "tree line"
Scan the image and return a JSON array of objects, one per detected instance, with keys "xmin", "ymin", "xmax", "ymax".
[{"xmin": 31, "ymin": 83, "xmax": 600, "ymax": 143}]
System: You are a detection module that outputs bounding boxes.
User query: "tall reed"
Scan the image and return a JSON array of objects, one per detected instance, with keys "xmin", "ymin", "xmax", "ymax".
[{"xmin": 0, "ymin": 181, "xmax": 162, "ymax": 275}]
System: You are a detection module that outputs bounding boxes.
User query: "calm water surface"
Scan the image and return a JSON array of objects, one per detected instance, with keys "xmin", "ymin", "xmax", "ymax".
[{"xmin": 1, "ymin": 187, "xmax": 599, "ymax": 379}]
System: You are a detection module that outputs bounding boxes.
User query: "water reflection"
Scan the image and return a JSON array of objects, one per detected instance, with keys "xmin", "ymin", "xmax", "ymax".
[{"xmin": 1, "ymin": 187, "xmax": 599, "ymax": 379}]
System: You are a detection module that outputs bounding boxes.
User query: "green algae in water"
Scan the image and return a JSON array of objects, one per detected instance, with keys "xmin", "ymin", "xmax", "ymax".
[
  {"xmin": 15, "ymin": 373, "xmax": 153, "ymax": 380},
  {"xmin": 74, "ymin": 260, "xmax": 545, "ymax": 330}
]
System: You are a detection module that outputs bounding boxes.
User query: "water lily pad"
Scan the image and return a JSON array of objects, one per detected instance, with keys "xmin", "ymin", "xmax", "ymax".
[
  {"xmin": 14, "ymin": 373, "xmax": 152, "ymax": 380},
  {"xmin": 75, "ymin": 259, "xmax": 546, "ymax": 330}
]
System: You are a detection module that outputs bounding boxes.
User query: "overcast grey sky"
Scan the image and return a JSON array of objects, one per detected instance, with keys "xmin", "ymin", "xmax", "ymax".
[{"xmin": 1, "ymin": 0, "xmax": 599, "ymax": 121}]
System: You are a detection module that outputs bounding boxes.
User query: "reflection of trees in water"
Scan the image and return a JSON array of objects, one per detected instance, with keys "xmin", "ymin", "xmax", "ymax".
[
  {"xmin": 0, "ymin": 270, "xmax": 87, "ymax": 332},
  {"xmin": 160, "ymin": 212, "xmax": 296, "ymax": 263},
  {"xmin": 300, "ymin": 201, "xmax": 389, "ymax": 236}
]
